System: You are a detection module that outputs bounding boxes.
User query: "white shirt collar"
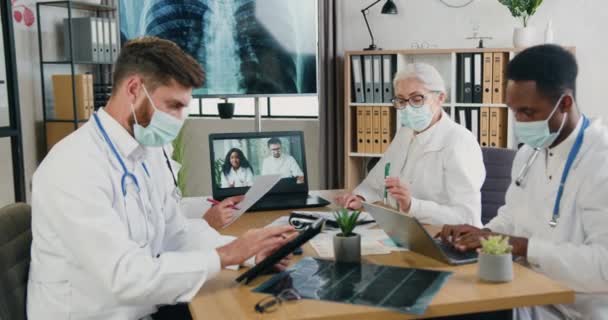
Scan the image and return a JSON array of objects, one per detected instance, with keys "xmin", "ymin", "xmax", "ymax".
[
  {"xmin": 96, "ymin": 108, "xmax": 145, "ymax": 161},
  {"xmin": 548, "ymin": 115, "xmax": 583, "ymax": 161}
]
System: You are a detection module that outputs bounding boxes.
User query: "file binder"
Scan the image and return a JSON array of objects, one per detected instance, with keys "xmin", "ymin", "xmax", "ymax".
[
  {"xmin": 363, "ymin": 55, "xmax": 374, "ymax": 103},
  {"xmin": 351, "ymin": 56, "xmax": 365, "ymax": 103},
  {"xmin": 492, "ymin": 52, "xmax": 508, "ymax": 104},
  {"xmin": 457, "ymin": 108, "xmax": 469, "ymax": 130},
  {"xmin": 372, "ymin": 106, "xmax": 382, "ymax": 153},
  {"xmin": 471, "ymin": 108, "xmax": 479, "ymax": 141},
  {"xmin": 480, "ymin": 107, "xmax": 490, "ymax": 147},
  {"xmin": 473, "ymin": 53, "xmax": 482, "ymax": 103},
  {"xmin": 103, "ymin": 18, "xmax": 111, "ymax": 63},
  {"xmin": 382, "ymin": 55, "xmax": 396, "ymax": 103},
  {"xmin": 364, "ymin": 106, "xmax": 373, "ymax": 153},
  {"xmin": 457, "ymin": 53, "xmax": 464, "ymax": 102},
  {"xmin": 110, "ymin": 19, "xmax": 119, "ymax": 62},
  {"xmin": 463, "ymin": 53, "xmax": 473, "ymax": 103},
  {"xmin": 356, "ymin": 106, "xmax": 365, "ymax": 152},
  {"xmin": 380, "ymin": 107, "xmax": 393, "ymax": 152},
  {"xmin": 52, "ymin": 74, "xmax": 92, "ymax": 120},
  {"xmin": 482, "ymin": 53, "xmax": 493, "ymax": 104},
  {"xmin": 63, "ymin": 17, "xmax": 98, "ymax": 63},
  {"xmin": 489, "ymin": 107, "xmax": 508, "ymax": 147},
  {"xmin": 373, "ymin": 56, "xmax": 383, "ymax": 103},
  {"xmin": 96, "ymin": 18, "xmax": 105, "ymax": 62}
]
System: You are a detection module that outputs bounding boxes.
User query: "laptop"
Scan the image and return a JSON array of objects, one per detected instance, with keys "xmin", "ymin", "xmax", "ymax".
[
  {"xmin": 362, "ymin": 202, "xmax": 478, "ymax": 265},
  {"xmin": 209, "ymin": 131, "xmax": 330, "ymax": 211}
]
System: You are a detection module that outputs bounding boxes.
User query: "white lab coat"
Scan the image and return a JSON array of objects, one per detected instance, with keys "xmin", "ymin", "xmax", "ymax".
[
  {"xmin": 27, "ymin": 109, "xmax": 235, "ymax": 320},
  {"xmin": 486, "ymin": 117, "xmax": 608, "ymax": 320},
  {"xmin": 220, "ymin": 167, "xmax": 254, "ymax": 188},
  {"xmin": 354, "ymin": 112, "xmax": 485, "ymax": 226},
  {"xmin": 261, "ymin": 154, "xmax": 304, "ymax": 178}
]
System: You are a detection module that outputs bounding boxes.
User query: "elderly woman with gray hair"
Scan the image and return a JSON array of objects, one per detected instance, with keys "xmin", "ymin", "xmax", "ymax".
[{"xmin": 337, "ymin": 63, "xmax": 486, "ymax": 227}]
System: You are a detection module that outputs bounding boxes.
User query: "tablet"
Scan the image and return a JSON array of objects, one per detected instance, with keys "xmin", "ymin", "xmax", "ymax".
[{"xmin": 235, "ymin": 218, "xmax": 326, "ymax": 284}]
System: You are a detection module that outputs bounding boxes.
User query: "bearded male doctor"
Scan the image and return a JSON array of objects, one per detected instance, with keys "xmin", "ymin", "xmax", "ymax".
[
  {"xmin": 27, "ymin": 37, "xmax": 294, "ymax": 320},
  {"xmin": 441, "ymin": 45, "xmax": 608, "ymax": 319}
]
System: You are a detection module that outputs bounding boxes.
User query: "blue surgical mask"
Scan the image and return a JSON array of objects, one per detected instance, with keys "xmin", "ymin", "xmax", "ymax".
[
  {"xmin": 400, "ymin": 104, "xmax": 435, "ymax": 132},
  {"xmin": 514, "ymin": 95, "xmax": 568, "ymax": 149},
  {"xmin": 131, "ymin": 85, "xmax": 185, "ymax": 147}
]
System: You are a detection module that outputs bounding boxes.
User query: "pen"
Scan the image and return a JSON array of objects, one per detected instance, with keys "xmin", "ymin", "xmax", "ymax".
[
  {"xmin": 206, "ymin": 198, "xmax": 240, "ymax": 210},
  {"xmin": 383, "ymin": 162, "xmax": 391, "ymax": 205}
]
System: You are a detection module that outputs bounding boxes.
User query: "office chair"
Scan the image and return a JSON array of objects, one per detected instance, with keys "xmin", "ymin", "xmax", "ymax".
[
  {"xmin": 481, "ymin": 148, "xmax": 516, "ymax": 225},
  {"xmin": 0, "ymin": 203, "xmax": 32, "ymax": 320}
]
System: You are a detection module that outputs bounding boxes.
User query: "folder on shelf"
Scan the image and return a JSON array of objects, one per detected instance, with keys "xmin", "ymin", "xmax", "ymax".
[
  {"xmin": 482, "ymin": 53, "xmax": 493, "ymax": 104},
  {"xmin": 351, "ymin": 55, "xmax": 365, "ymax": 103},
  {"xmin": 110, "ymin": 19, "xmax": 119, "ymax": 62},
  {"xmin": 63, "ymin": 17, "xmax": 99, "ymax": 63},
  {"xmin": 380, "ymin": 106, "xmax": 394, "ymax": 153},
  {"xmin": 372, "ymin": 107, "xmax": 382, "ymax": 153},
  {"xmin": 457, "ymin": 53, "xmax": 463, "ymax": 102},
  {"xmin": 492, "ymin": 52, "xmax": 508, "ymax": 104},
  {"xmin": 103, "ymin": 18, "xmax": 112, "ymax": 63},
  {"xmin": 356, "ymin": 106, "xmax": 366, "ymax": 152},
  {"xmin": 364, "ymin": 106, "xmax": 373, "ymax": 153},
  {"xmin": 46, "ymin": 122, "xmax": 84, "ymax": 151},
  {"xmin": 470, "ymin": 108, "xmax": 479, "ymax": 142},
  {"xmin": 52, "ymin": 74, "xmax": 93, "ymax": 120},
  {"xmin": 363, "ymin": 55, "xmax": 374, "ymax": 103},
  {"xmin": 463, "ymin": 53, "xmax": 473, "ymax": 103},
  {"xmin": 480, "ymin": 107, "xmax": 490, "ymax": 147},
  {"xmin": 489, "ymin": 107, "xmax": 508, "ymax": 148},
  {"xmin": 86, "ymin": 74, "xmax": 94, "ymax": 118},
  {"xmin": 473, "ymin": 53, "xmax": 483, "ymax": 103},
  {"xmin": 96, "ymin": 18, "xmax": 105, "ymax": 62},
  {"xmin": 372, "ymin": 56, "xmax": 383, "ymax": 103},
  {"xmin": 382, "ymin": 55, "xmax": 396, "ymax": 103}
]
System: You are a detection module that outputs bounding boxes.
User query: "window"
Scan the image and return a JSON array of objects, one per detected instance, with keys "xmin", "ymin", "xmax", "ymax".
[{"xmin": 188, "ymin": 96, "xmax": 319, "ymax": 118}]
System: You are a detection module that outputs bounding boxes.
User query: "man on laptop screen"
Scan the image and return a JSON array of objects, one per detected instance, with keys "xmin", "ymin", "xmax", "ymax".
[{"xmin": 262, "ymin": 138, "xmax": 305, "ymax": 184}]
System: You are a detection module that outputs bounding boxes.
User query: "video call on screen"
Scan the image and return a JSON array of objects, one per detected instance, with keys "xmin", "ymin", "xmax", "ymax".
[{"xmin": 212, "ymin": 136, "xmax": 306, "ymax": 189}]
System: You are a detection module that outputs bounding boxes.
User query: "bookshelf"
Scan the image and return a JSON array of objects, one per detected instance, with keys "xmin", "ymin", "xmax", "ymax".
[
  {"xmin": 343, "ymin": 47, "xmax": 573, "ymax": 190},
  {"xmin": 36, "ymin": 1, "xmax": 117, "ymax": 152}
]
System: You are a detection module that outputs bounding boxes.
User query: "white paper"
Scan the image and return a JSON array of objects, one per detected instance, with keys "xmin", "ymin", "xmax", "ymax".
[
  {"xmin": 310, "ymin": 228, "xmax": 407, "ymax": 259},
  {"xmin": 225, "ymin": 174, "xmax": 282, "ymax": 227}
]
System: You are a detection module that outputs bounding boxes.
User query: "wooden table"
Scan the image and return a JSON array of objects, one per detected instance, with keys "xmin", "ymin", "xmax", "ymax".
[{"xmin": 189, "ymin": 190, "xmax": 574, "ymax": 319}]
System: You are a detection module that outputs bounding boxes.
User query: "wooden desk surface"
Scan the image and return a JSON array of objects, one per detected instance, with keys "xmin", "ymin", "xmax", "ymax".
[{"xmin": 189, "ymin": 190, "xmax": 574, "ymax": 319}]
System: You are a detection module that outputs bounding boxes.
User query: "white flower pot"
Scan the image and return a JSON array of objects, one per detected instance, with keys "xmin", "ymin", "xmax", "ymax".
[
  {"xmin": 513, "ymin": 27, "xmax": 536, "ymax": 48},
  {"xmin": 478, "ymin": 252, "xmax": 513, "ymax": 283},
  {"xmin": 333, "ymin": 233, "xmax": 361, "ymax": 263}
]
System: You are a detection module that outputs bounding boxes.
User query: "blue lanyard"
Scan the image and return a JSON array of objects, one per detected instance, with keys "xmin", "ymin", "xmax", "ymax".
[
  {"xmin": 550, "ymin": 116, "xmax": 589, "ymax": 227},
  {"xmin": 93, "ymin": 112, "xmax": 150, "ymax": 196}
]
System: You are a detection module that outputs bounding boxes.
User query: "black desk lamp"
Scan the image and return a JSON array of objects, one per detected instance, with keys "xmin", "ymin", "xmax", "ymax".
[{"xmin": 361, "ymin": 0, "xmax": 398, "ymax": 51}]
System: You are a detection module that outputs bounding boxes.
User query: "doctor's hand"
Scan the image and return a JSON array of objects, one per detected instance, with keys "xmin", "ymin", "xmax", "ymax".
[
  {"xmin": 216, "ymin": 225, "xmax": 295, "ymax": 268},
  {"xmin": 204, "ymin": 196, "xmax": 244, "ymax": 230},
  {"xmin": 437, "ymin": 224, "xmax": 484, "ymax": 248},
  {"xmin": 385, "ymin": 177, "xmax": 412, "ymax": 212},
  {"xmin": 255, "ymin": 232, "xmax": 298, "ymax": 271},
  {"xmin": 335, "ymin": 193, "xmax": 364, "ymax": 210}
]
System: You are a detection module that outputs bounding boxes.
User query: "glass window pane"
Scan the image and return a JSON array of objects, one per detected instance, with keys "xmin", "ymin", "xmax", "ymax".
[
  {"xmin": 0, "ymin": 7, "xmax": 10, "ymax": 128},
  {"xmin": 0, "ymin": 138, "xmax": 15, "ymax": 206},
  {"xmin": 270, "ymin": 96, "xmax": 319, "ymax": 117}
]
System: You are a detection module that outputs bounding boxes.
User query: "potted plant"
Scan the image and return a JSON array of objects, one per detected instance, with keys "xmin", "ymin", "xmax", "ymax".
[
  {"xmin": 217, "ymin": 98, "xmax": 235, "ymax": 119},
  {"xmin": 332, "ymin": 208, "xmax": 361, "ymax": 263},
  {"xmin": 171, "ymin": 127, "xmax": 188, "ymax": 195},
  {"xmin": 478, "ymin": 235, "xmax": 514, "ymax": 283},
  {"xmin": 498, "ymin": 0, "xmax": 544, "ymax": 48}
]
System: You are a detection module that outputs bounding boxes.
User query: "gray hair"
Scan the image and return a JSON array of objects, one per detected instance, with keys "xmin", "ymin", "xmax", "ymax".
[{"xmin": 393, "ymin": 63, "xmax": 446, "ymax": 93}]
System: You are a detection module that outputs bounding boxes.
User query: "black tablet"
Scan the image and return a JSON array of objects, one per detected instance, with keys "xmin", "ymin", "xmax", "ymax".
[{"xmin": 235, "ymin": 218, "xmax": 325, "ymax": 284}]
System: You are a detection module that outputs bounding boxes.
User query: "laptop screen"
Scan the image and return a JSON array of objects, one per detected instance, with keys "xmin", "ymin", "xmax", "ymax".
[{"xmin": 209, "ymin": 131, "xmax": 309, "ymax": 198}]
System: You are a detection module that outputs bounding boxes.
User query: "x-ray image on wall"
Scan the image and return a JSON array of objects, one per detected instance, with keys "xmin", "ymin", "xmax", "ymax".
[{"xmin": 120, "ymin": 0, "xmax": 317, "ymax": 96}]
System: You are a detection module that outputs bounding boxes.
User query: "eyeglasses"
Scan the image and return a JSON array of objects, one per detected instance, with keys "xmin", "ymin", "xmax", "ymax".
[
  {"xmin": 391, "ymin": 93, "xmax": 434, "ymax": 110},
  {"xmin": 254, "ymin": 288, "xmax": 302, "ymax": 313}
]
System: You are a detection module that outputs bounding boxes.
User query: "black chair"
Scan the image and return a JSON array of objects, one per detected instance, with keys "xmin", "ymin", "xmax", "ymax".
[
  {"xmin": 481, "ymin": 148, "xmax": 516, "ymax": 225},
  {"xmin": 0, "ymin": 203, "xmax": 32, "ymax": 320}
]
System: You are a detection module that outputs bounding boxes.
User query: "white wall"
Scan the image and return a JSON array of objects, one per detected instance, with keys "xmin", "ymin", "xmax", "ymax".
[
  {"xmin": 339, "ymin": 0, "xmax": 608, "ymax": 118},
  {"xmin": 181, "ymin": 118, "xmax": 320, "ymax": 196}
]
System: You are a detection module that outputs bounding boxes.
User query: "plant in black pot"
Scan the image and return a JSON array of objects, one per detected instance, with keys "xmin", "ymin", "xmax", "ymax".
[
  {"xmin": 333, "ymin": 208, "xmax": 361, "ymax": 263},
  {"xmin": 217, "ymin": 98, "xmax": 235, "ymax": 119}
]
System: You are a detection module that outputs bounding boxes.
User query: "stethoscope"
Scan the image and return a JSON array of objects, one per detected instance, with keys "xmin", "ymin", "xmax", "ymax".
[
  {"xmin": 93, "ymin": 112, "xmax": 179, "ymax": 247},
  {"xmin": 514, "ymin": 116, "xmax": 589, "ymax": 228}
]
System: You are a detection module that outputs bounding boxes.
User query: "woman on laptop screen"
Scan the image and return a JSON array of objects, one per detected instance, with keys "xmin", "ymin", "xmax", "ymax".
[{"xmin": 221, "ymin": 148, "xmax": 255, "ymax": 188}]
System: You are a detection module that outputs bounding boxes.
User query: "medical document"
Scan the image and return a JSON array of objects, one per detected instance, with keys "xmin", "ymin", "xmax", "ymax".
[{"xmin": 225, "ymin": 174, "xmax": 282, "ymax": 227}]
